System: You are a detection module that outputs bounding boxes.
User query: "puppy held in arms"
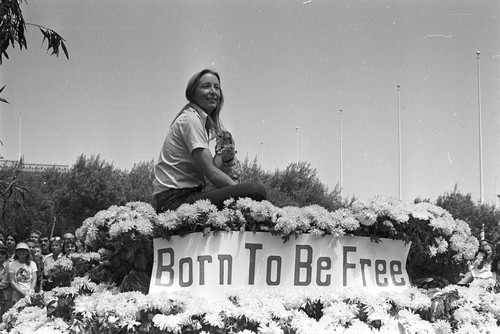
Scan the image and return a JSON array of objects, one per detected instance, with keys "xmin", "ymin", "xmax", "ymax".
[{"xmin": 213, "ymin": 130, "xmax": 242, "ymax": 183}]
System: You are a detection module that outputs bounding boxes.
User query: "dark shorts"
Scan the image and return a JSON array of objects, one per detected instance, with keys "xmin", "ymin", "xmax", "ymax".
[
  {"xmin": 154, "ymin": 186, "xmax": 203, "ymax": 213},
  {"xmin": 154, "ymin": 182, "xmax": 267, "ymax": 214}
]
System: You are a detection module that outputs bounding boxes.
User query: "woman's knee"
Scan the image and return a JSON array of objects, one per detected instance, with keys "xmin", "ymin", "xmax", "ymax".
[{"xmin": 244, "ymin": 182, "xmax": 267, "ymax": 201}]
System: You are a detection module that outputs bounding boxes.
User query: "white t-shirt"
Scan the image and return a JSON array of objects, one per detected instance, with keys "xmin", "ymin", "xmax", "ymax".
[
  {"xmin": 153, "ymin": 104, "xmax": 210, "ymax": 194},
  {"xmin": 9, "ymin": 260, "xmax": 37, "ymax": 292}
]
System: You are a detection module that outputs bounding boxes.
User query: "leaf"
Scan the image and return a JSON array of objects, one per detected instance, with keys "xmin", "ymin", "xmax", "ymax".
[{"xmin": 61, "ymin": 41, "xmax": 69, "ymax": 59}]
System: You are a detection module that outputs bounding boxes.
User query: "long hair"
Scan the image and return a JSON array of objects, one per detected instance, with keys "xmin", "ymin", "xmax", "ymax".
[
  {"xmin": 184, "ymin": 69, "xmax": 225, "ymax": 137},
  {"xmin": 62, "ymin": 240, "xmax": 76, "ymax": 255},
  {"xmin": 13, "ymin": 249, "xmax": 32, "ymax": 265}
]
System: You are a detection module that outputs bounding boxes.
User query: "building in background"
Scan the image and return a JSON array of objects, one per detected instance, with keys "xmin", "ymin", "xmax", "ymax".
[{"xmin": 0, "ymin": 159, "xmax": 69, "ymax": 173}]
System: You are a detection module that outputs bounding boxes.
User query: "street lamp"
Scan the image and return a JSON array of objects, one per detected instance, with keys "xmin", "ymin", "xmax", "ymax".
[
  {"xmin": 340, "ymin": 109, "xmax": 343, "ymax": 199},
  {"xmin": 18, "ymin": 111, "xmax": 21, "ymax": 162},
  {"xmin": 476, "ymin": 51, "xmax": 485, "ymax": 240},
  {"xmin": 397, "ymin": 84, "xmax": 402, "ymax": 201},
  {"xmin": 295, "ymin": 127, "xmax": 299, "ymax": 164}
]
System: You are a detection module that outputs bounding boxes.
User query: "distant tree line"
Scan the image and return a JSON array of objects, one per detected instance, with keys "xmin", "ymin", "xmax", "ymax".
[
  {"xmin": 0, "ymin": 155, "xmax": 343, "ymax": 239},
  {"xmin": 1, "ymin": 155, "xmax": 499, "ymax": 247}
]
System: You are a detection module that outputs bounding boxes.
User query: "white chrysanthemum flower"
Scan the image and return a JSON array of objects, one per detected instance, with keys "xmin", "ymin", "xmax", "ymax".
[
  {"xmin": 134, "ymin": 217, "xmax": 154, "ymax": 236},
  {"xmin": 274, "ymin": 207, "xmax": 310, "ymax": 234},
  {"xmin": 409, "ymin": 202, "xmax": 436, "ymax": 221},
  {"xmin": 432, "ymin": 319, "xmax": 453, "ymax": 334},
  {"xmin": 126, "ymin": 201, "xmax": 155, "ymax": 215},
  {"xmin": 45, "ymin": 255, "xmax": 73, "ymax": 272},
  {"xmin": 202, "ymin": 312, "xmax": 224, "ymax": 328},
  {"xmin": 343, "ymin": 319, "xmax": 375, "ymax": 333},
  {"xmin": 156, "ymin": 210, "xmax": 181, "ymax": 230},
  {"xmin": 84, "ymin": 224, "xmax": 99, "ymax": 246},
  {"xmin": 301, "ymin": 205, "xmax": 342, "ymax": 235},
  {"xmin": 453, "ymin": 303, "xmax": 482, "ymax": 325},
  {"xmin": 429, "ymin": 216, "xmax": 455, "ymax": 236},
  {"xmin": 257, "ymin": 320, "xmax": 283, "ymax": 334},
  {"xmin": 9, "ymin": 306, "xmax": 47, "ymax": 334},
  {"xmin": 72, "ymin": 295, "xmax": 95, "ymax": 319},
  {"xmin": 176, "ymin": 203, "xmax": 200, "ymax": 224},
  {"xmin": 453, "ymin": 322, "xmax": 482, "ymax": 334},
  {"xmin": 153, "ymin": 313, "xmax": 185, "ymax": 333},
  {"xmin": 320, "ymin": 301, "xmax": 357, "ymax": 326},
  {"xmin": 223, "ymin": 197, "xmax": 236, "ymax": 207},
  {"xmin": 433, "ymin": 236, "xmax": 448, "ymax": 254},
  {"xmin": 331, "ymin": 208, "xmax": 359, "ymax": 231},
  {"xmin": 33, "ymin": 316, "xmax": 69, "ymax": 334},
  {"xmin": 450, "ymin": 231, "xmax": 478, "ymax": 262},
  {"xmin": 207, "ymin": 209, "xmax": 234, "ymax": 228}
]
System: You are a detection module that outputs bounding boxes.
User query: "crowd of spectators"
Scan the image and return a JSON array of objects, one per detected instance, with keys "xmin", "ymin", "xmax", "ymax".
[{"xmin": 0, "ymin": 230, "xmax": 82, "ymax": 317}]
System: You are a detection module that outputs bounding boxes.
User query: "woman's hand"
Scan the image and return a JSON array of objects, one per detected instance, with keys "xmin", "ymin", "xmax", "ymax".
[{"xmin": 192, "ymin": 148, "xmax": 236, "ymax": 188}]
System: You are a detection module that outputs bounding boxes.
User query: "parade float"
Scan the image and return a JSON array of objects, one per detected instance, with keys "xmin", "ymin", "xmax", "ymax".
[{"xmin": 1, "ymin": 198, "xmax": 499, "ymax": 334}]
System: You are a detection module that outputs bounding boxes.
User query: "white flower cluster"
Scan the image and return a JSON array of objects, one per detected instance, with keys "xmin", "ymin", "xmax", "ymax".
[
  {"xmin": 76, "ymin": 203, "xmax": 156, "ymax": 247},
  {"xmin": 75, "ymin": 197, "xmax": 478, "ymax": 264}
]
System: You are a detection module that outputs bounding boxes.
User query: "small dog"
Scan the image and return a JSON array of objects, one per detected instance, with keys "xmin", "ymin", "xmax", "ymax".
[{"xmin": 213, "ymin": 131, "xmax": 241, "ymax": 183}]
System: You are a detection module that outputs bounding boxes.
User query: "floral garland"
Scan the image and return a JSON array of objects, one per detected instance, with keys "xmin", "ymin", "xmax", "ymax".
[{"xmin": 76, "ymin": 198, "xmax": 478, "ymax": 265}]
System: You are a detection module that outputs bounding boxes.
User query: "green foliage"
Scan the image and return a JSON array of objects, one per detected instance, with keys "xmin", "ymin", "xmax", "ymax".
[
  {"xmin": 0, "ymin": 0, "xmax": 69, "ymax": 103},
  {"xmin": 0, "ymin": 161, "xmax": 28, "ymax": 233},
  {"xmin": 122, "ymin": 160, "xmax": 154, "ymax": 204},
  {"xmin": 0, "ymin": 155, "xmax": 155, "ymax": 239},
  {"xmin": 0, "ymin": 0, "xmax": 27, "ymax": 65},
  {"xmin": 239, "ymin": 158, "xmax": 343, "ymax": 210},
  {"xmin": 436, "ymin": 184, "xmax": 500, "ymax": 244},
  {"xmin": 59, "ymin": 154, "xmax": 127, "ymax": 232}
]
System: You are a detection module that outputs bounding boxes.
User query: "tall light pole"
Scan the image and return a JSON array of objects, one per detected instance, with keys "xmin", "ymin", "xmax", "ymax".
[
  {"xmin": 476, "ymin": 51, "xmax": 485, "ymax": 240},
  {"xmin": 18, "ymin": 111, "xmax": 21, "ymax": 162},
  {"xmin": 340, "ymin": 109, "xmax": 343, "ymax": 199},
  {"xmin": 397, "ymin": 84, "xmax": 402, "ymax": 201},
  {"xmin": 295, "ymin": 127, "xmax": 299, "ymax": 164}
]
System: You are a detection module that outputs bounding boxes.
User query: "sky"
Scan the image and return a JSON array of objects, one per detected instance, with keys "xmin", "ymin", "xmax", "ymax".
[{"xmin": 0, "ymin": 0, "xmax": 499, "ymax": 204}]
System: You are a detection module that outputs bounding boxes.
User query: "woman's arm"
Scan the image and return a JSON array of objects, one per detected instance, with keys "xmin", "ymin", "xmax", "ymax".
[
  {"xmin": 30, "ymin": 270, "xmax": 37, "ymax": 291},
  {"xmin": 0, "ymin": 268, "xmax": 9, "ymax": 290},
  {"xmin": 192, "ymin": 147, "xmax": 236, "ymax": 188}
]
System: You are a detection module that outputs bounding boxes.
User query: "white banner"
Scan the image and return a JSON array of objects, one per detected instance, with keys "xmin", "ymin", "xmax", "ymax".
[{"xmin": 149, "ymin": 232, "xmax": 411, "ymax": 298}]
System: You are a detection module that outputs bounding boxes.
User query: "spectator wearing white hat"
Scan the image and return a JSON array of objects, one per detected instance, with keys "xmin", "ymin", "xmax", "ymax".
[{"xmin": 8, "ymin": 242, "xmax": 37, "ymax": 305}]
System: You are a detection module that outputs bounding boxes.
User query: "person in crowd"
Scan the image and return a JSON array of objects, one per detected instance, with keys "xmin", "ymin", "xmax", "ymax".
[
  {"xmin": 0, "ymin": 244, "xmax": 11, "ymax": 317},
  {"xmin": 63, "ymin": 233, "xmax": 75, "ymax": 244},
  {"xmin": 5, "ymin": 234, "xmax": 16, "ymax": 259},
  {"xmin": 491, "ymin": 255, "xmax": 500, "ymax": 285},
  {"xmin": 8, "ymin": 242, "xmax": 37, "ymax": 305},
  {"xmin": 153, "ymin": 69, "xmax": 267, "ymax": 213},
  {"xmin": 39, "ymin": 236, "xmax": 52, "ymax": 262},
  {"xmin": 458, "ymin": 242, "xmax": 495, "ymax": 285},
  {"xmin": 27, "ymin": 240, "xmax": 44, "ymax": 292},
  {"xmin": 43, "ymin": 237, "xmax": 62, "ymax": 271},
  {"xmin": 0, "ymin": 233, "xmax": 5, "ymax": 245},
  {"xmin": 50, "ymin": 237, "xmax": 63, "ymax": 261},
  {"xmin": 61, "ymin": 240, "xmax": 76, "ymax": 257},
  {"xmin": 29, "ymin": 230, "xmax": 42, "ymax": 243},
  {"xmin": 75, "ymin": 239, "xmax": 84, "ymax": 253}
]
